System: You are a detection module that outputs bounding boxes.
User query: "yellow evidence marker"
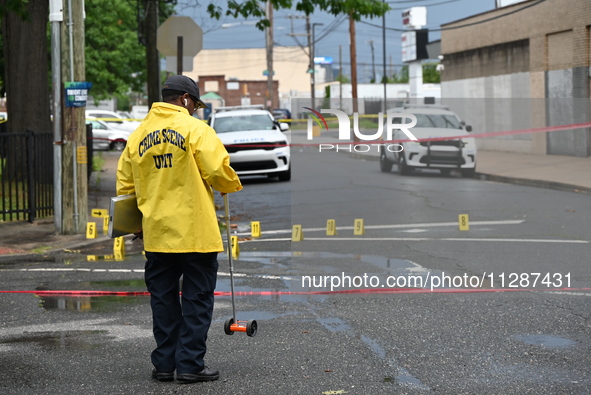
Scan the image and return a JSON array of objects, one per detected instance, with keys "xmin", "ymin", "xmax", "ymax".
[
  {"xmin": 231, "ymin": 235, "xmax": 240, "ymax": 259},
  {"xmin": 113, "ymin": 237, "xmax": 125, "ymax": 253},
  {"xmin": 86, "ymin": 222, "xmax": 97, "ymax": 239},
  {"xmin": 354, "ymin": 219, "xmax": 365, "ymax": 235},
  {"xmin": 91, "ymin": 209, "xmax": 108, "ymax": 218},
  {"xmin": 292, "ymin": 225, "xmax": 304, "ymax": 241},
  {"xmin": 103, "ymin": 216, "xmax": 110, "ymax": 235},
  {"xmin": 251, "ymin": 221, "xmax": 261, "ymax": 238},
  {"xmin": 458, "ymin": 214, "xmax": 469, "ymax": 231},
  {"xmin": 326, "ymin": 219, "xmax": 337, "ymax": 236}
]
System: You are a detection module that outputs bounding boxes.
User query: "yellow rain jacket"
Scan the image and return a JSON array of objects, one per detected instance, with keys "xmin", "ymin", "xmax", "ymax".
[{"xmin": 116, "ymin": 102, "xmax": 242, "ymax": 253}]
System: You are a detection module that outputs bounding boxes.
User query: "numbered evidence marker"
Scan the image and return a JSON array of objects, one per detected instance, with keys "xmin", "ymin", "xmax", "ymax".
[
  {"xmin": 113, "ymin": 237, "xmax": 126, "ymax": 261},
  {"xmin": 103, "ymin": 216, "xmax": 110, "ymax": 235},
  {"xmin": 458, "ymin": 214, "xmax": 470, "ymax": 231},
  {"xmin": 86, "ymin": 222, "xmax": 97, "ymax": 239},
  {"xmin": 231, "ymin": 235, "xmax": 240, "ymax": 259},
  {"xmin": 292, "ymin": 225, "xmax": 304, "ymax": 241},
  {"xmin": 251, "ymin": 221, "xmax": 261, "ymax": 238},
  {"xmin": 354, "ymin": 219, "xmax": 365, "ymax": 235},
  {"xmin": 113, "ymin": 237, "xmax": 125, "ymax": 253},
  {"xmin": 326, "ymin": 219, "xmax": 337, "ymax": 236}
]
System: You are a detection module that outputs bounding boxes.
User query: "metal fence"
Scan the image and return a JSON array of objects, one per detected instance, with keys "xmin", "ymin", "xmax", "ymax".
[{"xmin": 0, "ymin": 130, "xmax": 54, "ymax": 222}]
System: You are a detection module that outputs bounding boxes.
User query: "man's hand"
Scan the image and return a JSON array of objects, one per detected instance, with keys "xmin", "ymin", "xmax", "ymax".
[{"xmin": 132, "ymin": 229, "xmax": 143, "ymax": 241}]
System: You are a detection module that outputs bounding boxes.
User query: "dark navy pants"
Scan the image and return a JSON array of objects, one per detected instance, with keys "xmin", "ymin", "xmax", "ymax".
[{"xmin": 144, "ymin": 251, "xmax": 218, "ymax": 375}]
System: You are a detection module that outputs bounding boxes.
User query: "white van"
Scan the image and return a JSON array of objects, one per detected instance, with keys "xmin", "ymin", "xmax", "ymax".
[{"xmin": 130, "ymin": 105, "xmax": 149, "ymax": 120}]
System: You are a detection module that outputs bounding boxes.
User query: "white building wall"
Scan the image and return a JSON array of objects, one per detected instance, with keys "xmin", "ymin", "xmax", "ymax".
[{"xmin": 442, "ymin": 72, "xmax": 534, "ymax": 153}]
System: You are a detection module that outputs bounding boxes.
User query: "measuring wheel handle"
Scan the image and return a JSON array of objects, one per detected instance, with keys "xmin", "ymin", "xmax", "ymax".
[
  {"xmin": 246, "ymin": 320, "xmax": 258, "ymax": 337},
  {"xmin": 224, "ymin": 318, "xmax": 235, "ymax": 335}
]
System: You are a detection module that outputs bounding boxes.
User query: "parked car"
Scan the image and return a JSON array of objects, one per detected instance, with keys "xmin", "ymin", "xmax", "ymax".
[
  {"xmin": 272, "ymin": 108, "xmax": 292, "ymax": 126},
  {"xmin": 85, "ymin": 110, "xmax": 140, "ymax": 131},
  {"xmin": 380, "ymin": 105, "xmax": 477, "ymax": 177},
  {"xmin": 208, "ymin": 105, "xmax": 291, "ymax": 181},
  {"xmin": 87, "ymin": 119, "xmax": 133, "ymax": 151},
  {"xmin": 117, "ymin": 111, "xmax": 133, "ymax": 120}
]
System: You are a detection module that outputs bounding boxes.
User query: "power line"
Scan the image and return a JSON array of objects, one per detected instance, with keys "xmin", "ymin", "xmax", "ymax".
[{"xmin": 359, "ymin": 0, "xmax": 547, "ymax": 32}]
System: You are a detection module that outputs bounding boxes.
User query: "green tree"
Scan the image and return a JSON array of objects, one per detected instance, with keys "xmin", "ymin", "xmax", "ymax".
[
  {"xmin": 335, "ymin": 74, "xmax": 351, "ymax": 83},
  {"xmin": 1, "ymin": 0, "xmax": 388, "ymax": 134},
  {"xmin": 422, "ymin": 62, "xmax": 441, "ymax": 83},
  {"xmin": 391, "ymin": 66, "xmax": 409, "ymax": 83},
  {"xmin": 384, "ymin": 63, "xmax": 440, "ymax": 84},
  {"xmin": 207, "ymin": 0, "xmax": 389, "ymax": 30},
  {"xmin": 85, "ymin": 0, "xmax": 147, "ymax": 100}
]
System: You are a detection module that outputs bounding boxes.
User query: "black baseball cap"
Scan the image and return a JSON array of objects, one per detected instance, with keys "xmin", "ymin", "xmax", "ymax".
[{"xmin": 161, "ymin": 75, "xmax": 209, "ymax": 109}]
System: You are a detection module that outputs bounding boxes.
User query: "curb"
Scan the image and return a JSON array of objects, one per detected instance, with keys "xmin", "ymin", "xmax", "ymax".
[
  {"xmin": 343, "ymin": 150, "xmax": 591, "ymax": 194},
  {"xmin": 0, "ymin": 237, "xmax": 115, "ymax": 265},
  {"xmin": 475, "ymin": 173, "xmax": 591, "ymax": 195}
]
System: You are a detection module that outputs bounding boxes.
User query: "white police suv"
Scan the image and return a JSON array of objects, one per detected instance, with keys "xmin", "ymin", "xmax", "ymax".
[
  {"xmin": 380, "ymin": 105, "xmax": 477, "ymax": 177},
  {"xmin": 208, "ymin": 105, "xmax": 291, "ymax": 181}
]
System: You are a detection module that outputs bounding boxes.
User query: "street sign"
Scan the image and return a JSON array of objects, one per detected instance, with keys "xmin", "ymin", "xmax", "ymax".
[
  {"xmin": 157, "ymin": 16, "xmax": 203, "ymax": 57},
  {"xmin": 166, "ymin": 56, "xmax": 194, "ymax": 72}
]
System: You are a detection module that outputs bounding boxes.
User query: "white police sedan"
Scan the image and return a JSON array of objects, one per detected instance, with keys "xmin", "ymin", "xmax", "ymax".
[
  {"xmin": 380, "ymin": 105, "xmax": 477, "ymax": 178},
  {"xmin": 208, "ymin": 105, "xmax": 291, "ymax": 181}
]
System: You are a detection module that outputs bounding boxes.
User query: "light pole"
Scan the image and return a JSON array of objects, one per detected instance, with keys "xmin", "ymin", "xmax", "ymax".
[{"xmin": 311, "ymin": 22, "xmax": 323, "ymax": 109}]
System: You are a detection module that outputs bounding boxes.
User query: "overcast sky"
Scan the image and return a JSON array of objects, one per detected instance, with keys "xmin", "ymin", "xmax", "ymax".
[{"xmin": 176, "ymin": 0, "xmax": 500, "ymax": 83}]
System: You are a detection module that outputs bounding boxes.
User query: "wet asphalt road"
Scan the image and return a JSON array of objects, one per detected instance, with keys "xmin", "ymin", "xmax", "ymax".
[{"xmin": 1, "ymin": 142, "xmax": 590, "ymax": 394}]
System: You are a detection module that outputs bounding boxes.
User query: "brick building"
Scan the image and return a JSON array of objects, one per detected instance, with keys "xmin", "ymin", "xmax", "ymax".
[
  {"xmin": 185, "ymin": 47, "xmax": 311, "ymax": 111},
  {"xmin": 440, "ymin": 0, "xmax": 591, "ymax": 156},
  {"xmin": 197, "ymin": 75, "xmax": 279, "ymax": 109}
]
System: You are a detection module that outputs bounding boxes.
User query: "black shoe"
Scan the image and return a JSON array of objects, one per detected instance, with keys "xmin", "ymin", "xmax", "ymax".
[
  {"xmin": 176, "ymin": 367, "xmax": 220, "ymax": 383},
  {"xmin": 152, "ymin": 369, "xmax": 174, "ymax": 382}
]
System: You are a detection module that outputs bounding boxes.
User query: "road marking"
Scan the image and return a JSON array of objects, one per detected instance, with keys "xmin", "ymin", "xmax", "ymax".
[
  {"xmin": 233, "ymin": 219, "xmax": 525, "ymax": 236},
  {"xmin": 245, "ymin": 237, "xmax": 588, "ymax": 244},
  {"xmin": 0, "ymin": 268, "xmax": 294, "ymax": 281}
]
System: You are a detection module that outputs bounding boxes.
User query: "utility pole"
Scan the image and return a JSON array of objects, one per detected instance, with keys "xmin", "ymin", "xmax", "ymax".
[
  {"xmin": 349, "ymin": 13, "xmax": 358, "ymax": 116},
  {"xmin": 369, "ymin": 39, "xmax": 376, "ymax": 82},
  {"xmin": 265, "ymin": 1, "xmax": 274, "ymax": 110},
  {"xmin": 60, "ymin": 0, "xmax": 87, "ymax": 234},
  {"xmin": 311, "ymin": 22, "xmax": 323, "ymax": 109},
  {"xmin": 382, "ymin": 0, "xmax": 387, "ymax": 113},
  {"xmin": 339, "ymin": 45, "xmax": 343, "ymax": 111},
  {"xmin": 145, "ymin": 0, "xmax": 160, "ymax": 106},
  {"xmin": 50, "ymin": 0, "xmax": 62, "ymax": 233},
  {"xmin": 306, "ymin": 16, "xmax": 313, "ymax": 107}
]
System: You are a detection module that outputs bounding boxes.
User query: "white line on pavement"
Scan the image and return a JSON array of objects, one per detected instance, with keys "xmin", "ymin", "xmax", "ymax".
[
  {"xmin": 233, "ymin": 219, "xmax": 525, "ymax": 236},
  {"xmin": 245, "ymin": 237, "xmax": 588, "ymax": 244},
  {"xmin": 0, "ymin": 268, "xmax": 294, "ymax": 281}
]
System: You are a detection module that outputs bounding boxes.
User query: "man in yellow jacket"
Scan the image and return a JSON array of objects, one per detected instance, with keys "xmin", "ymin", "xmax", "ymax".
[{"xmin": 116, "ymin": 75, "xmax": 242, "ymax": 384}]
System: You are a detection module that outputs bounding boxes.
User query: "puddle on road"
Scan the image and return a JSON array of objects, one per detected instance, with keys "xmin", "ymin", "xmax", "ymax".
[
  {"xmin": 1, "ymin": 330, "xmax": 109, "ymax": 350},
  {"xmin": 39, "ymin": 295, "xmax": 145, "ymax": 312},
  {"xmin": 317, "ymin": 317, "xmax": 352, "ymax": 332},
  {"xmin": 513, "ymin": 334, "xmax": 578, "ymax": 348},
  {"xmin": 36, "ymin": 279, "xmax": 148, "ymax": 312},
  {"xmin": 360, "ymin": 335, "xmax": 430, "ymax": 390}
]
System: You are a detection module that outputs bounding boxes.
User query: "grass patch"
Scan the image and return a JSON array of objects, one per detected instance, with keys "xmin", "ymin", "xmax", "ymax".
[
  {"xmin": 92, "ymin": 153, "xmax": 105, "ymax": 172},
  {"xmin": 31, "ymin": 246, "xmax": 51, "ymax": 254}
]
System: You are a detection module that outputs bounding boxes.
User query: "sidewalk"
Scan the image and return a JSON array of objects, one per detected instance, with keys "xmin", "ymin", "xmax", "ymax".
[
  {"xmin": 0, "ymin": 145, "xmax": 589, "ymax": 261},
  {"xmin": 350, "ymin": 146, "xmax": 591, "ymax": 193},
  {"xmin": 0, "ymin": 151, "xmax": 121, "ymax": 262}
]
